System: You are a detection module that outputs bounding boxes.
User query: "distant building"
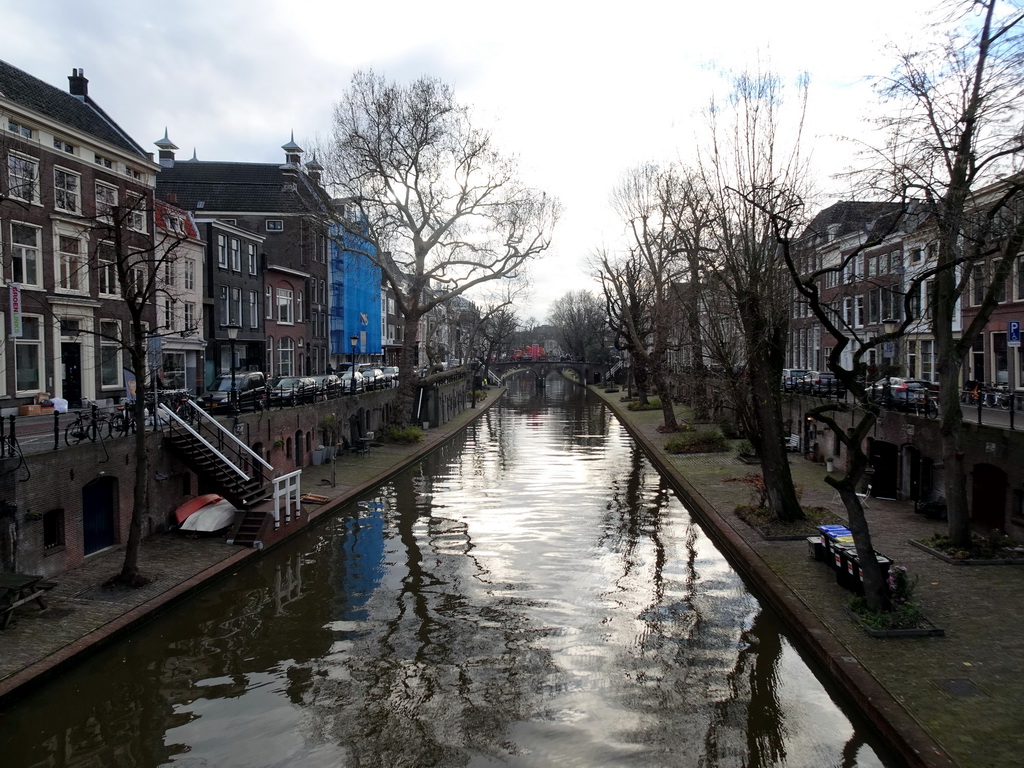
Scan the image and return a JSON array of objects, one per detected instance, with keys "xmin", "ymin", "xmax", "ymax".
[{"xmin": 155, "ymin": 136, "xmax": 330, "ymax": 382}]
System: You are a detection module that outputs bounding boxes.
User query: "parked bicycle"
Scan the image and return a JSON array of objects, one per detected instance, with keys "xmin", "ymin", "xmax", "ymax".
[
  {"xmin": 107, "ymin": 400, "xmax": 136, "ymax": 437},
  {"xmin": 64, "ymin": 406, "xmax": 110, "ymax": 445}
]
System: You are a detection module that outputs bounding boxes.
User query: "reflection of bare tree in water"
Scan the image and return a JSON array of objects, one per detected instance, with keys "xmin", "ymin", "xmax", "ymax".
[
  {"xmin": 601, "ymin": 445, "xmax": 775, "ymax": 764},
  {"xmin": 303, "ymin": 471, "xmax": 553, "ymax": 766},
  {"xmin": 701, "ymin": 610, "xmax": 788, "ymax": 767}
]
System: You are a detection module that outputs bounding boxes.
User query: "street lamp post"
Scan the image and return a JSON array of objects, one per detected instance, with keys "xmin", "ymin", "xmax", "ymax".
[
  {"xmin": 350, "ymin": 334, "xmax": 359, "ymax": 395},
  {"xmin": 227, "ymin": 324, "xmax": 240, "ymax": 415}
]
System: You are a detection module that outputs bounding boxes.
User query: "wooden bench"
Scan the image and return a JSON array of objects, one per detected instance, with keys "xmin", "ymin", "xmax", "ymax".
[{"xmin": 0, "ymin": 576, "xmax": 57, "ymax": 629}]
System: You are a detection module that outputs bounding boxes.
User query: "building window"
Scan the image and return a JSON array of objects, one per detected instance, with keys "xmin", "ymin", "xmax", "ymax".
[
  {"xmin": 164, "ymin": 297, "xmax": 175, "ymax": 332},
  {"xmin": 54, "ymin": 168, "xmax": 80, "ymax": 213},
  {"xmin": 920, "ymin": 339, "xmax": 935, "ymax": 382},
  {"xmin": 53, "ymin": 137, "xmax": 75, "ymax": 154},
  {"xmin": 297, "ymin": 291, "xmax": 304, "ymax": 323},
  {"xmin": 57, "ymin": 234, "xmax": 87, "ymax": 292},
  {"xmin": 971, "ymin": 265, "xmax": 986, "ymax": 306},
  {"xmin": 95, "ymin": 182, "xmax": 117, "ymax": 221},
  {"xmin": 15, "ymin": 315, "xmax": 44, "ymax": 393},
  {"xmin": 265, "ymin": 286, "xmax": 274, "ymax": 320},
  {"xmin": 97, "ymin": 244, "xmax": 118, "ymax": 296},
  {"xmin": 8, "ymin": 153, "xmax": 39, "ymax": 202},
  {"xmin": 266, "ymin": 219, "xmax": 284, "ymax": 232},
  {"xmin": 279, "ymin": 337, "xmax": 295, "ymax": 376},
  {"xmin": 232, "ymin": 287, "xmax": 243, "ymax": 326},
  {"xmin": 11, "ymin": 223, "xmax": 42, "ymax": 287},
  {"xmin": 266, "ymin": 336, "xmax": 274, "ymax": 376},
  {"xmin": 217, "ymin": 234, "xmax": 228, "ymax": 268},
  {"xmin": 183, "ymin": 259, "xmax": 195, "ymax": 291},
  {"xmin": 128, "ymin": 193, "xmax": 147, "ymax": 232},
  {"xmin": 231, "ymin": 238, "xmax": 241, "ymax": 272},
  {"xmin": 249, "ymin": 290, "xmax": 259, "ymax": 328},
  {"xmin": 277, "ymin": 288, "xmax": 294, "ymax": 324},
  {"xmin": 248, "ymin": 243, "xmax": 258, "ymax": 275},
  {"xmin": 184, "ymin": 302, "xmax": 196, "ymax": 332},
  {"xmin": 94, "ymin": 153, "xmax": 113, "ymax": 169},
  {"xmin": 43, "ymin": 508, "xmax": 65, "ymax": 551},
  {"xmin": 100, "ymin": 320, "xmax": 121, "ymax": 387},
  {"xmin": 219, "ymin": 285, "xmax": 229, "ymax": 326},
  {"xmin": 7, "ymin": 119, "xmax": 33, "ymax": 138}
]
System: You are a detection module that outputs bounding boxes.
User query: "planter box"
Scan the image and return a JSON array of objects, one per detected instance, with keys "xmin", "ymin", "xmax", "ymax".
[
  {"xmin": 847, "ymin": 609, "xmax": 945, "ymax": 638},
  {"xmin": 908, "ymin": 539, "xmax": 1024, "ymax": 566}
]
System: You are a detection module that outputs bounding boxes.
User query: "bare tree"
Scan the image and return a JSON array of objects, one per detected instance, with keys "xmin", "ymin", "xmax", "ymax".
[
  {"xmin": 699, "ymin": 69, "xmax": 811, "ymax": 522},
  {"xmin": 606, "ymin": 164, "xmax": 694, "ymax": 430},
  {"xmin": 321, "ymin": 71, "xmax": 559, "ymax": 427},
  {"xmin": 862, "ymin": 0, "xmax": 1024, "ymax": 547},
  {"xmin": 596, "ymin": 248, "xmax": 657, "ymax": 403},
  {"xmin": 547, "ymin": 289, "xmax": 607, "ymax": 363}
]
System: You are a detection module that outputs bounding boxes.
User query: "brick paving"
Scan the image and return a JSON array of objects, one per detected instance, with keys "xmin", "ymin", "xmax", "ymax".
[
  {"xmin": 595, "ymin": 389, "xmax": 1024, "ymax": 768},
  {"xmin": 3, "ymin": 386, "xmax": 1022, "ymax": 768}
]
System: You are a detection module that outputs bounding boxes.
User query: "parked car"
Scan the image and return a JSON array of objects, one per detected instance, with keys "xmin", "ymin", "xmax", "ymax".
[
  {"xmin": 338, "ymin": 370, "xmax": 366, "ymax": 393},
  {"xmin": 793, "ymin": 371, "xmax": 819, "ymax": 393},
  {"xmin": 871, "ymin": 377, "xmax": 938, "ymax": 410},
  {"xmin": 199, "ymin": 371, "xmax": 267, "ymax": 413},
  {"xmin": 267, "ymin": 376, "xmax": 319, "ymax": 407},
  {"xmin": 358, "ymin": 365, "xmax": 385, "ymax": 390},
  {"xmin": 380, "ymin": 366, "xmax": 400, "ymax": 387},
  {"xmin": 808, "ymin": 372, "xmax": 846, "ymax": 398},
  {"xmin": 781, "ymin": 368, "xmax": 809, "ymax": 391},
  {"xmin": 311, "ymin": 374, "xmax": 343, "ymax": 400}
]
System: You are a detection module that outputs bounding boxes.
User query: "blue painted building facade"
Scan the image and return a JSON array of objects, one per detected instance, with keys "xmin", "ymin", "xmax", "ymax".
[{"xmin": 329, "ymin": 226, "xmax": 383, "ymax": 365}]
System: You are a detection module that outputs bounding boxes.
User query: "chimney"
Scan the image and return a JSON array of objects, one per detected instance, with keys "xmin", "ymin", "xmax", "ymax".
[
  {"xmin": 68, "ymin": 68, "xmax": 88, "ymax": 98},
  {"xmin": 154, "ymin": 128, "xmax": 179, "ymax": 168}
]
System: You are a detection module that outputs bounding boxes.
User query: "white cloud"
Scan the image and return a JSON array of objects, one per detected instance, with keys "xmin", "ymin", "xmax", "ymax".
[{"xmin": 4, "ymin": 0, "xmax": 939, "ymax": 320}]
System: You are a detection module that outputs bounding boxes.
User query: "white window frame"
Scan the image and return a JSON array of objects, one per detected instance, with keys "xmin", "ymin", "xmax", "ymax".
[
  {"xmin": 95, "ymin": 181, "xmax": 118, "ymax": 221},
  {"xmin": 232, "ymin": 286, "xmax": 243, "ymax": 327},
  {"xmin": 184, "ymin": 301, "xmax": 196, "ymax": 333},
  {"xmin": 219, "ymin": 285, "xmax": 229, "ymax": 326},
  {"xmin": 15, "ymin": 313, "xmax": 45, "ymax": 394},
  {"xmin": 231, "ymin": 238, "xmax": 241, "ymax": 272},
  {"xmin": 54, "ymin": 167, "xmax": 80, "ymax": 214},
  {"xmin": 183, "ymin": 258, "xmax": 195, "ymax": 291},
  {"xmin": 217, "ymin": 234, "xmax": 228, "ymax": 268},
  {"xmin": 127, "ymin": 193, "xmax": 147, "ymax": 232},
  {"xmin": 249, "ymin": 290, "xmax": 259, "ymax": 328},
  {"xmin": 277, "ymin": 287, "xmax": 294, "ymax": 324},
  {"xmin": 8, "ymin": 152, "xmax": 40, "ymax": 203},
  {"xmin": 99, "ymin": 319, "xmax": 122, "ymax": 388},
  {"xmin": 55, "ymin": 232, "xmax": 88, "ymax": 293},
  {"xmin": 278, "ymin": 337, "xmax": 295, "ymax": 376},
  {"xmin": 248, "ymin": 243, "xmax": 258, "ymax": 275},
  {"xmin": 10, "ymin": 222, "xmax": 43, "ymax": 288},
  {"xmin": 97, "ymin": 243, "xmax": 118, "ymax": 297},
  {"xmin": 265, "ymin": 285, "xmax": 274, "ymax": 320}
]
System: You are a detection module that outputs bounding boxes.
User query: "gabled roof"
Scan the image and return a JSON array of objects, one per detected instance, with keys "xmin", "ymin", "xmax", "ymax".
[
  {"xmin": 157, "ymin": 160, "xmax": 330, "ymax": 215},
  {"xmin": 798, "ymin": 201, "xmax": 906, "ymax": 244},
  {"xmin": 0, "ymin": 59, "xmax": 149, "ymax": 158}
]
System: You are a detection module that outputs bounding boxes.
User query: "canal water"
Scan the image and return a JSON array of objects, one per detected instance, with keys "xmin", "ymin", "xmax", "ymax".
[{"xmin": 2, "ymin": 377, "xmax": 899, "ymax": 767}]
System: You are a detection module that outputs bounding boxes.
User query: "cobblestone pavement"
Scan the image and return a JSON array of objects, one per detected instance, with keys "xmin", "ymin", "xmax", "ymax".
[
  {"xmin": 0, "ymin": 389, "xmax": 504, "ymax": 703},
  {"xmin": 593, "ymin": 388, "xmax": 1024, "ymax": 768}
]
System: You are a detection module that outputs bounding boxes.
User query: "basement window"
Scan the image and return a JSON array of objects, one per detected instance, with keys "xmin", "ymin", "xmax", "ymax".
[{"xmin": 43, "ymin": 508, "xmax": 66, "ymax": 551}]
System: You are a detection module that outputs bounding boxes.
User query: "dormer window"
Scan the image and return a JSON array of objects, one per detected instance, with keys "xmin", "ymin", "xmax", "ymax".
[
  {"xmin": 53, "ymin": 138, "xmax": 75, "ymax": 154},
  {"xmin": 266, "ymin": 219, "xmax": 284, "ymax": 232},
  {"xmin": 7, "ymin": 119, "xmax": 32, "ymax": 138}
]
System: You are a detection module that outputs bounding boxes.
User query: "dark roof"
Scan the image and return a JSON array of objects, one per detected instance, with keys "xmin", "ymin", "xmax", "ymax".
[
  {"xmin": 156, "ymin": 160, "xmax": 330, "ymax": 215},
  {"xmin": 799, "ymin": 201, "xmax": 906, "ymax": 243},
  {"xmin": 0, "ymin": 59, "xmax": 148, "ymax": 158}
]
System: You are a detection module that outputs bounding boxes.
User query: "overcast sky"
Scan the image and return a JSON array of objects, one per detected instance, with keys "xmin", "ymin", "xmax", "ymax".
[{"xmin": 6, "ymin": 0, "xmax": 939, "ymax": 321}]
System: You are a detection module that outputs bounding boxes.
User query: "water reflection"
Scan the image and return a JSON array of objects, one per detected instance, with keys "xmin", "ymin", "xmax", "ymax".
[{"xmin": 1, "ymin": 376, "xmax": 897, "ymax": 767}]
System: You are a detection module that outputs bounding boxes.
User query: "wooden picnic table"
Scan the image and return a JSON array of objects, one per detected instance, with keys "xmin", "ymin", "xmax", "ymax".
[{"xmin": 0, "ymin": 572, "xmax": 55, "ymax": 629}]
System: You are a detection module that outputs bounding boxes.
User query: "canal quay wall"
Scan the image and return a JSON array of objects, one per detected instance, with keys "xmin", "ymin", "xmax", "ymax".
[
  {"xmin": 0, "ymin": 378, "xmax": 488, "ymax": 705},
  {"xmin": 594, "ymin": 387, "xmax": 1024, "ymax": 768},
  {"xmin": 0, "ymin": 373, "xmax": 472, "ymax": 580}
]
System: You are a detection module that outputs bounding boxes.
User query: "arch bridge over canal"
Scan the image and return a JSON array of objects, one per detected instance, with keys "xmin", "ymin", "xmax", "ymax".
[{"xmin": 487, "ymin": 359, "xmax": 613, "ymax": 387}]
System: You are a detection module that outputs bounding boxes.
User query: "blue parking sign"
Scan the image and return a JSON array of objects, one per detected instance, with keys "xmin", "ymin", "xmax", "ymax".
[{"xmin": 1010, "ymin": 320, "xmax": 1021, "ymax": 348}]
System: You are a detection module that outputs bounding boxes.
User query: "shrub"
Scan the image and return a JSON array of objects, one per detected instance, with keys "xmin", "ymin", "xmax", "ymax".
[
  {"xmin": 736, "ymin": 439, "xmax": 755, "ymax": 456},
  {"xmin": 628, "ymin": 397, "xmax": 662, "ymax": 411},
  {"xmin": 718, "ymin": 419, "xmax": 743, "ymax": 439},
  {"xmin": 664, "ymin": 428, "xmax": 729, "ymax": 454},
  {"xmin": 382, "ymin": 425, "xmax": 425, "ymax": 444}
]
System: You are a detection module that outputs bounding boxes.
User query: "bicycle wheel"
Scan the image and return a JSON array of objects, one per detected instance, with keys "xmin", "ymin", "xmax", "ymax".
[
  {"xmin": 65, "ymin": 420, "xmax": 87, "ymax": 446},
  {"xmin": 999, "ymin": 394, "xmax": 1011, "ymax": 410},
  {"xmin": 926, "ymin": 399, "xmax": 938, "ymax": 419}
]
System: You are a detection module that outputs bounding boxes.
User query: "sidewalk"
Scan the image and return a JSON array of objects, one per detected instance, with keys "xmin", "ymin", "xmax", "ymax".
[
  {"xmin": 593, "ymin": 387, "xmax": 1023, "ymax": 768},
  {"xmin": 0, "ymin": 388, "xmax": 505, "ymax": 705}
]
